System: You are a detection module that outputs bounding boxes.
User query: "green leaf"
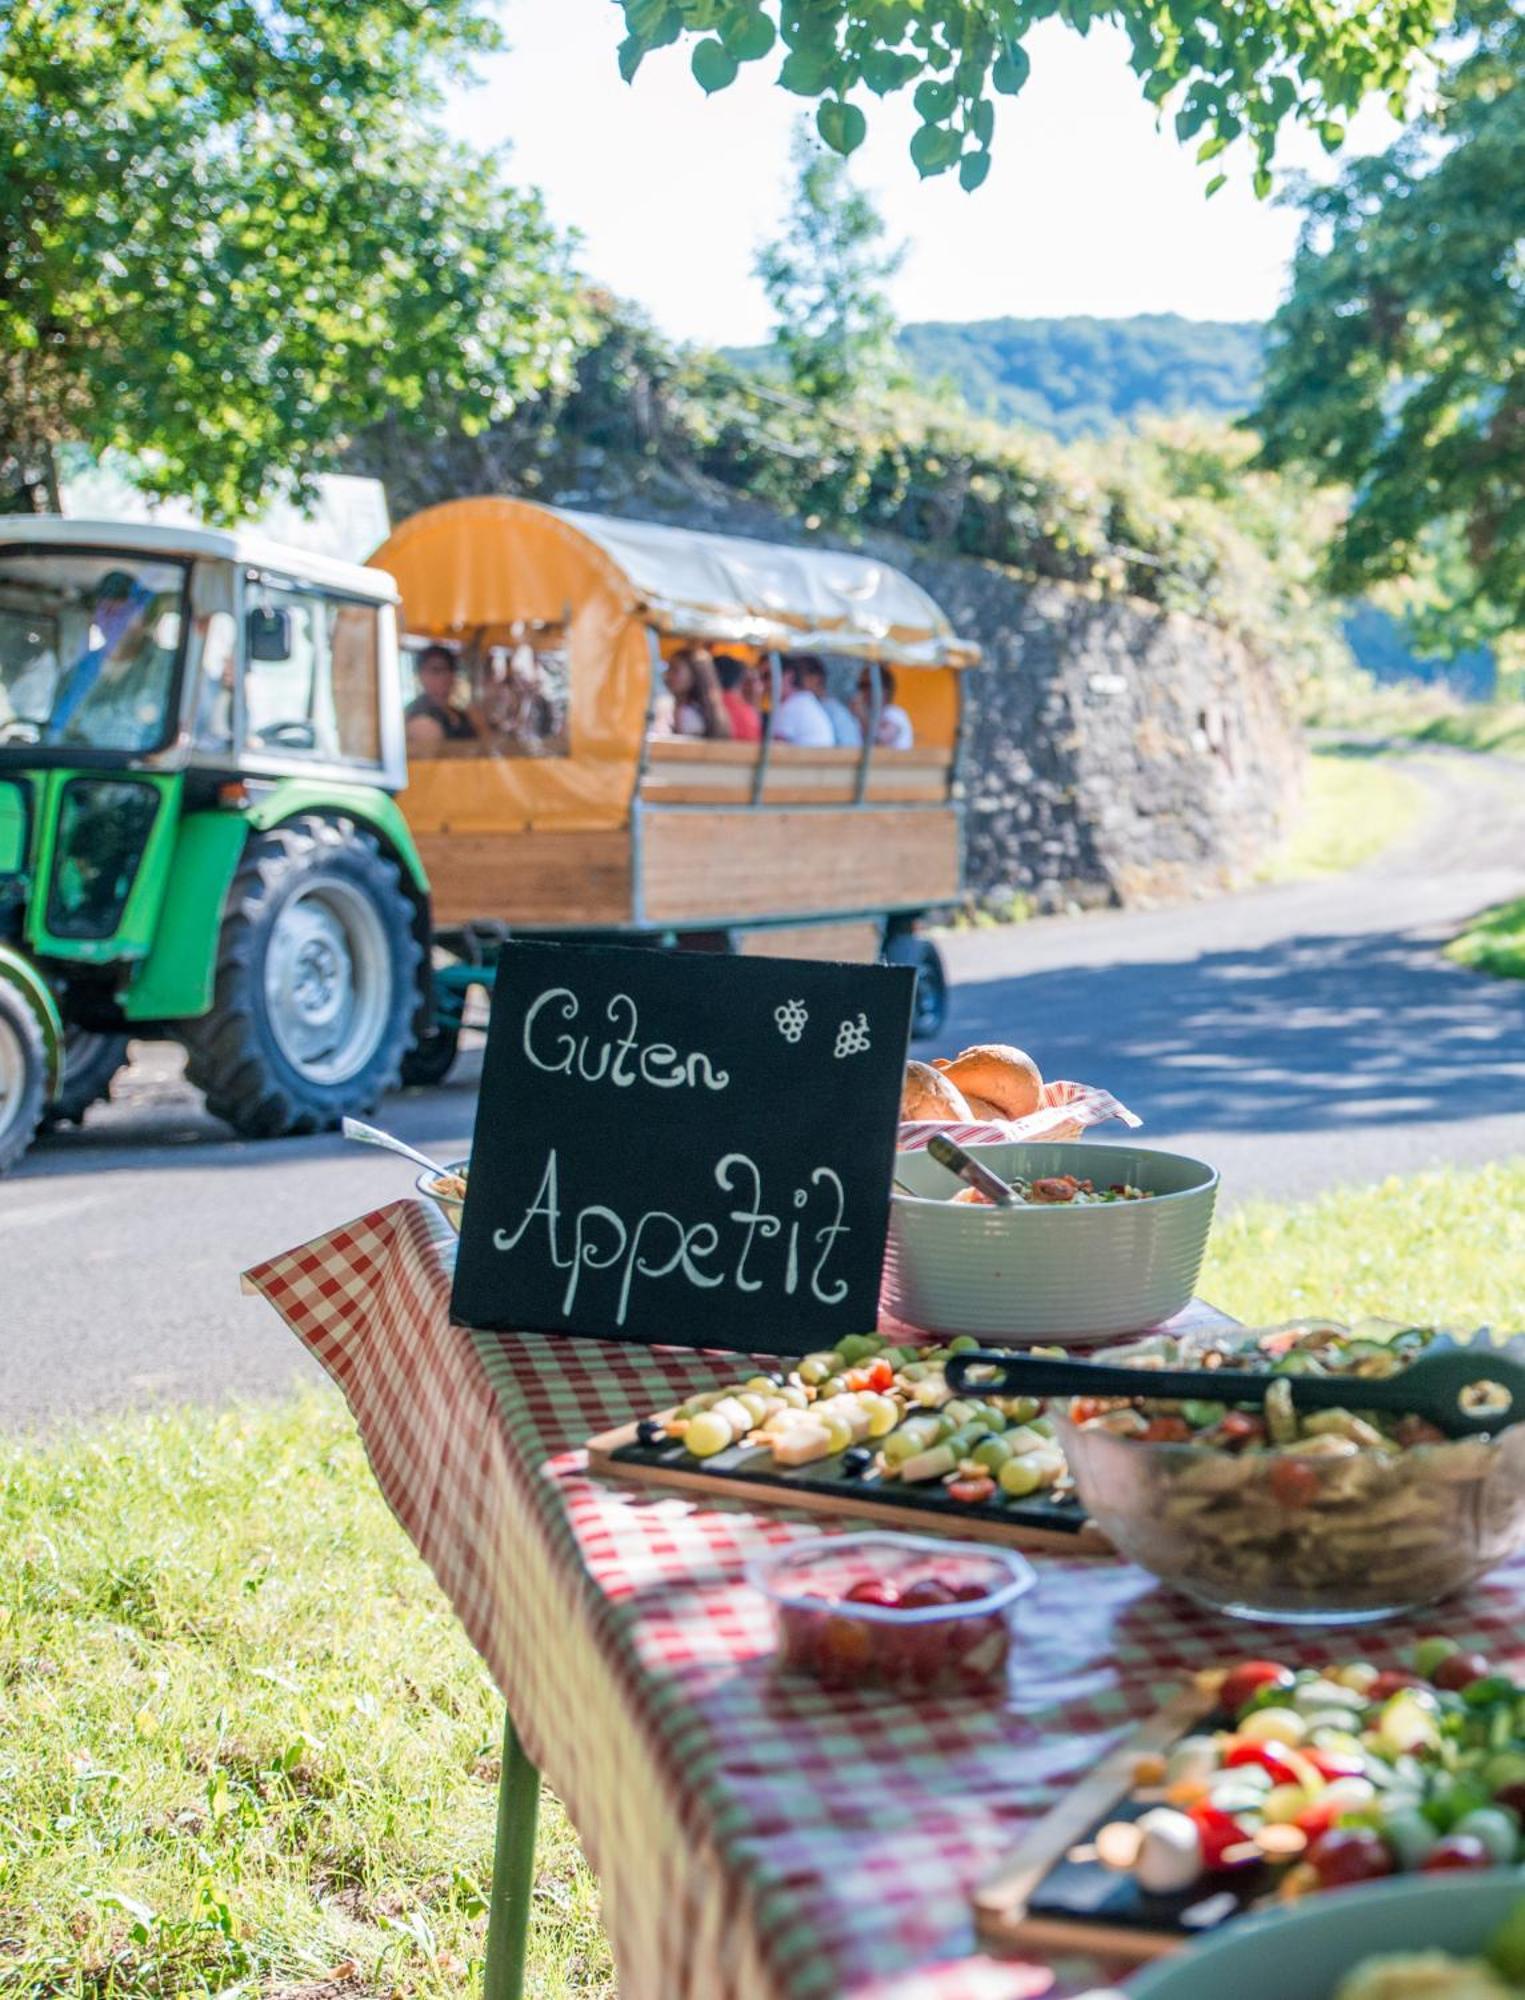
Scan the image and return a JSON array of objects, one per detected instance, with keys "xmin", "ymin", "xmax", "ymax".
[
  {"xmin": 1253, "ymin": 164, "xmax": 1273, "ymax": 199},
  {"xmin": 1196, "ymin": 134, "xmax": 1227, "ymax": 163},
  {"xmin": 970, "ymin": 97, "xmax": 994, "ymax": 145},
  {"xmin": 617, "ymin": 34, "xmax": 646, "ymax": 81},
  {"xmin": 691, "ymin": 38, "xmax": 738, "ymax": 93},
  {"xmin": 991, "ymin": 47, "xmax": 1031, "ymax": 96},
  {"xmin": 779, "ymin": 47, "xmax": 833, "ymax": 95},
  {"xmin": 913, "ymin": 79, "xmax": 955, "ymax": 120},
  {"xmin": 862, "ymin": 49, "xmax": 914, "ymax": 96},
  {"xmin": 958, "ymin": 148, "xmax": 992, "ymax": 191},
  {"xmin": 817, "ymin": 99, "xmax": 867, "ymax": 155},
  {"xmin": 719, "ymin": 9, "xmax": 776, "ymax": 61},
  {"xmin": 909, "ymin": 121, "xmax": 961, "ymax": 177},
  {"xmin": 1205, "ymin": 171, "xmax": 1227, "ymax": 196}
]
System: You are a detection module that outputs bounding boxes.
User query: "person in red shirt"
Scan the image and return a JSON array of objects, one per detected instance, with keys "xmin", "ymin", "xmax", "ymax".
[{"xmin": 713, "ymin": 652, "xmax": 762, "ymax": 742}]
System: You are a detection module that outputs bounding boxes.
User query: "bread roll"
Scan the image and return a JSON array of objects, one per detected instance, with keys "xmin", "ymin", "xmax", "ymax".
[
  {"xmin": 960, "ymin": 1094, "xmax": 1009, "ymax": 1123},
  {"xmin": 939, "ymin": 1044, "xmax": 1043, "ymax": 1121},
  {"xmin": 900, "ymin": 1060, "xmax": 974, "ymax": 1123}
]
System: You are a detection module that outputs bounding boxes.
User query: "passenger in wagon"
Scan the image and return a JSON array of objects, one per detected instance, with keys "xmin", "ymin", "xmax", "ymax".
[
  {"xmin": 855, "ymin": 665, "xmax": 915, "ymax": 749},
  {"xmin": 772, "ymin": 654, "xmax": 835, "ymax": 747},
  {"xmin": 405, "ymin": 645, "xmax": 480, "ymax": 751},
  {"xmin": 713, "ymin": 653, "xmax": 762, "ymax": 742},
  {"xmin": 799, "ymin": 655, "xmax": 862, "ymax": 748},
  {"xmin": 655, "ymin": 646, "xmax": 732, "ymax": 739}
]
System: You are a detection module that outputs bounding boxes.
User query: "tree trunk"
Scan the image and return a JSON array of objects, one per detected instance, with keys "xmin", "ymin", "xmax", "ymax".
[{"xmin": 39, "ymin": 441, "xmax": 61, "ymax": 514}]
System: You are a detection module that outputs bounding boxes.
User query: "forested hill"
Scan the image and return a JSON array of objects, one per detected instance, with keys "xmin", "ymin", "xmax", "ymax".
[{"xmin": 894, "ymin": 314, "xmax": 1264, "ymax": 437}]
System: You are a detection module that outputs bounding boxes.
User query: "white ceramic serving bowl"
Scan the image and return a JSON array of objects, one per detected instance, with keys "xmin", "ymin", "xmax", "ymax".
[
  {"xmin": 884, "ymin": 1141, "xmax": 1218, "ymax": 1343},
  {"xmin": 415, "ymin": 1160, "xmax": 469, "ymax": 1233},
  {"xmin": 1125, "ymin": 1871, "xmax": 1525, "ymax": 2000}
]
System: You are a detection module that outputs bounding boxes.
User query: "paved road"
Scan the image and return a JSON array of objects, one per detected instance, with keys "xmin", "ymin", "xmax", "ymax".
[{"xmin": 5, "ymin": 747, "xmax": 1525, "ymax": 1427}]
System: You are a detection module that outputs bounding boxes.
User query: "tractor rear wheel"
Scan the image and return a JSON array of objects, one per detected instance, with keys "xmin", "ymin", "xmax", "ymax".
[
  {"xmin": 0, "ymin": 980, "xmax": 47, "ymax": 1173},
  {"xmin": 180, "ymin": 815, "xmax": 420, "ymax": 1138},
  {"xmin": 44, "ymin": 1028, "xmax": 130, "ymax": 1126}
]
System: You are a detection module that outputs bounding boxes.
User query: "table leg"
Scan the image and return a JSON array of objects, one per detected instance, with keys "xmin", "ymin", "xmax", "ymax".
[{"xmin": 483, "ymin": 1709, "xmax": 540, "ymax": 2000}]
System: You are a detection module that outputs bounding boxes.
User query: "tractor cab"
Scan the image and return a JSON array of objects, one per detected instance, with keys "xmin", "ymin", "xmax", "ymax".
[{"xmin": 0, "ymin": 519, "xmax": 426, "ymax": 1172}]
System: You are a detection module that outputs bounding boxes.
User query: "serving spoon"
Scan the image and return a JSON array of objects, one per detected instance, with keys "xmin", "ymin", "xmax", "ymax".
[
  {"xmin": 341, "ymin": 1116, "xmax": 453, "ymax": 1183},
  {"xmin": 921, "ymin": 1132, "xmax": 1019, "ymax": 1207},
  {"xmin": 944, "ymin": 1341, "xmax": 1525, "ymax": 1439}
]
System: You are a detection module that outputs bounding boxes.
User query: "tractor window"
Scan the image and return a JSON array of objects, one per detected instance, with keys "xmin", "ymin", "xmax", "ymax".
[
  {"xmin": 46, "ymin": 777, "xmax": 162, "ymax": 938},
  {"xmin": 0, "ymin": 551, "xmax": 186, "ymax": 755},
  {"xmin": 242, "ymin": 579, "xmax": 381, "ymax": 765}
]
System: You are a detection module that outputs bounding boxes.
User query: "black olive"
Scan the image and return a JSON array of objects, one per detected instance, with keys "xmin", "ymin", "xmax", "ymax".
[
  {"xmin": 635, "ymin": 1418, "xmax": 665, "ymax": 1448},
  {"xmin": 840, "ymin": 1446, "xmax": 873, "ymax": 1478}
]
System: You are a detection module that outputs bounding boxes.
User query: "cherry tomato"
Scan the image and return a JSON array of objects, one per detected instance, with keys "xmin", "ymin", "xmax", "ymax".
[
  {"xmin": 1069, "ymin": 1397, "xmax": 1107, "ymax": 1425},
  {"xmin": 1303, "ymin": 1749, "xmax": 1367, "ymax": 1782},
  {"xmin": 951, "ymin": 1580, "xmax": 992, "ymax": 1603},
  {"xmin": 845, "ymin": 1578, "xmax": 902, "ymax": 1609},
  {"xmin": 1269, "ymin": 1459, "xmax": 1322, "ymax": 1509},
  {"xmin": 1433, "ymin": 1651, "xmax": 1491, "ymax": 1692},
  {"xmin": 1217, "ymin": 1411, "xmax": 1266, "ymax": 1448},
  {"xmin": 867, "ymin": 1358, "xmax": 895, "ymax": 1392},
  {"xmin": 946, "ymin": 1475, "xmax": 997, "ymax": 1505},
  {"xmin": 1224, "ymin": 1740, "xmax": 1303, "ymax": 1786},
  {"xmin": 1189, "ymin": 1803, "xmax": 1256, "ymax": 1871},
  {"xmin": 1368, "ymin": 1670, "xmax": 1420, "ymax": 1702},
  {"xmin": 1423, "ymin": 1834, "xmax": 1494, "ymax": 1872},
  {"xmin": 814, "ymin": 1614, "xmax": 874, "ymax": 1687},
  {"xmin": 1140, "ymin": 1416, "xmax": 1192, "ymax": 1443},
  {"xmin": 1307, "ymin": 1828, "xmax": 1394, "ymax": 1889},
  {"xmin": 900, "ymin": 1577, "xmax": 957, "ymax": 1610},
  {"xmin": 1395, "ymin": 1415, "xmax": 1447, "ymax": 1447},
  {"xmin": 1219, "ymin": 1661, "xmax": 1295, "ymax": 1714}
]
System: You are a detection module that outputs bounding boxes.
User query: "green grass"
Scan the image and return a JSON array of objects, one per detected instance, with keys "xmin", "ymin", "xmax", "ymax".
[
  {"xmin": 1202, "ymin": 1157, "xmax": 1525, "ymax": 1329},
  {"xmin": 1259, "ymin": 746, "xmax": 1429, "ymax": 881},
  {"xmin": 1412, "ymin": 703, "xmax": 1525, "ymax": 758},
  {"xmin": 10, "ymin": 1154, "xmax": 1525, "ymax": 1995},
  {"xmin": 1447, "ymin": 894, "xmax": 1525, "ymax": 982},
  {"xmin": 0, "ymin": 1399, "xmax": 611, "ymax": 1999}
]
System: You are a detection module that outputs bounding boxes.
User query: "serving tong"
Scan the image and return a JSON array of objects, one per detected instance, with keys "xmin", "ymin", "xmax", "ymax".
[
  {"xmin": 918, "ymin": 1132, "xmax": 1018, "ymax": 1206},
  {"xmin": 944, "ymin": 1340, "xmax": 1525, "ymax": 1439},
  {"xmin": 341, "ymin": 1116, "xmax": 453, "ymax": 1182}
]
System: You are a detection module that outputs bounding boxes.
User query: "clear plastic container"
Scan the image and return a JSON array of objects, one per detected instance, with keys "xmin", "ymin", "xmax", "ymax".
[
  {"xmin": 748, "ymin": 1532, "xmax": 1035, "ymax": 1695},
  {"xmin": 1056, "ymin": 1410, "xmax": 1525, "ymax": 1626}
]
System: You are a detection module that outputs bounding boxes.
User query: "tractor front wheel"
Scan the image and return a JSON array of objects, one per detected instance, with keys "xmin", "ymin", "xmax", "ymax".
[
  {"xmin": 0, "ymin": 980, "xmax": 47, "ymax": 1173},
  {"xmin": 180, "ymin": 816, "xmax": 421, "ymax": 1138}
]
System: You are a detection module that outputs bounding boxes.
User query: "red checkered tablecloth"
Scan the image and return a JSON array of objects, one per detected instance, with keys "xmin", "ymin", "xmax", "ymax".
[{"xmin": 244, "ymin": 1201, "xmax": 1525, "ymax": 2000}]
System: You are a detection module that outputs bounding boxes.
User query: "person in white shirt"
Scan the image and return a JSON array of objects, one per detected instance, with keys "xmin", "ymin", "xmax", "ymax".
[
  {"xmin": 771, "ymin": 655, "xmax": 836, "ymax": 747},
  {"xmin": 854, "ymin": 665, "xmax": 915, "ymax": 749},
  {"xmin": 797, "ymin": 655, "xmax": 862, "ymax": 747}
]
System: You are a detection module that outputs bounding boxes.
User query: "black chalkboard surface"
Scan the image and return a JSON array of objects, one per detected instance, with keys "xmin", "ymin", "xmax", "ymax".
[{"xmin": 450, "ymin": 941, "xmax": 916, "ymax": 1353}]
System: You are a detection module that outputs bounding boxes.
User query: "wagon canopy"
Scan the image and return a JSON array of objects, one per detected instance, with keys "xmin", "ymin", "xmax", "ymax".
[{"xmin": 373, "ymin": 496, "xmax": 979, "ymax": 668}]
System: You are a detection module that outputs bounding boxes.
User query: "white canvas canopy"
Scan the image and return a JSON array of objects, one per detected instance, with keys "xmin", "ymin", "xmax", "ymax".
[{"xmin": 550, "ymin": 507, "xmax": 979, "ymax": 668}]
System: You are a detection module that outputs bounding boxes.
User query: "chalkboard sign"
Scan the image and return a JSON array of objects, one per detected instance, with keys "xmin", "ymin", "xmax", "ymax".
[{"xmin": 450, "ymin": 941, "xmax": 916, "ymax": 1353}]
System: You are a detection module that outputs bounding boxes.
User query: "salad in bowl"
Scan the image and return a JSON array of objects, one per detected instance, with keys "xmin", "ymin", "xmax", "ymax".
[{"xmin": 1055, "ymin": 1319, "xmax": 1525, "ymax": 1622}]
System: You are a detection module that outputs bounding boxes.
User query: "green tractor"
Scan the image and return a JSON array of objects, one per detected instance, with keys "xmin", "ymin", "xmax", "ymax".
[{"xmin": 0, "ymin": 519, "xmax": 430, "ymax": 1172}]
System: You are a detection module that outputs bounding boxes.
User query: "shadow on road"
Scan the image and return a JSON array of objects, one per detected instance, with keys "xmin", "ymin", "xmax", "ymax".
[
  {"xmin": 16, "ymin": 917, "xmax": 1525, "ymax": 1180},
  {"xmin": 951, "ymin": 924, "xmax": 1525, "ymax": 1137}
]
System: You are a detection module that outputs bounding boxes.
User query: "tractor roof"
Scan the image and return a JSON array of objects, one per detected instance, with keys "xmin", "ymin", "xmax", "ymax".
[{"xmin": 0, "ymin": 517, "xmax": 398, "ymax": 603}]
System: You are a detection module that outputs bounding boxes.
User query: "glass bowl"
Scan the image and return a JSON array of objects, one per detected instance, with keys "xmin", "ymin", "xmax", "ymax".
[
  {"xmin": 748, "ymin": 1531, "xmax": 1035, "ymax": 1695},
  {"xmin": 415, "ymin": 1160, "xmax": 469, "ymax": 1232},
  {"xmin": 1055, "ymin": 1407, "xmax": 1525, "ymax": 1626}
]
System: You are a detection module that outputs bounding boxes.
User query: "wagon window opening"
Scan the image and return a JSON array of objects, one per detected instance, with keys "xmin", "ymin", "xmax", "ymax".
[{"xmin": 403, "ymin": 628, "xmax": 570, "ymax": 760}]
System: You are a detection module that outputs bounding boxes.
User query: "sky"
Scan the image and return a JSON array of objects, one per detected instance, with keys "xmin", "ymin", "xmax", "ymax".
[{"xmin": 444, "ymin": 0, "xmax": 1396, "ymax": 349}]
